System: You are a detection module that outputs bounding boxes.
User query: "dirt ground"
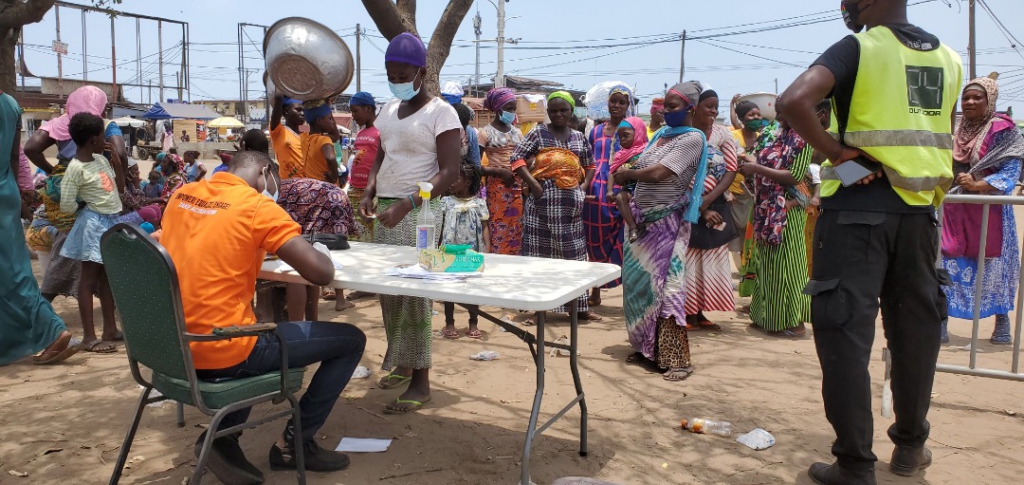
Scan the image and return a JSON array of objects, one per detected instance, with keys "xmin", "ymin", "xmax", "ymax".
[{"xmin": 2, "ymin": 256, "xmax": 1024, "ymax": 485}]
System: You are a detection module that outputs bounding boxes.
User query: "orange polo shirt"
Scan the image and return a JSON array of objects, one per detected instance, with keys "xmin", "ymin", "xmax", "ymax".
[
  {"xmin": 160, "ymin": 172, "xmax": 301, "ymax": 369},
  {"xmin": 271, "ymin": 124, "xmax": 305, "ymax": 179}
]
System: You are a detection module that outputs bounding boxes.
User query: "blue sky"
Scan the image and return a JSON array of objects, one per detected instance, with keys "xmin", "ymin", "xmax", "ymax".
[{"xmin": 17, "ymin": 0, "xmax": 1024, "ymax": 111}]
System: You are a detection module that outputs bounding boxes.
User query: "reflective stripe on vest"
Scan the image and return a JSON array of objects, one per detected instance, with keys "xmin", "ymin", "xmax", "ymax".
[{"xmin": 822, "ymin": 26, "xmax": 963, "ymax": 207}]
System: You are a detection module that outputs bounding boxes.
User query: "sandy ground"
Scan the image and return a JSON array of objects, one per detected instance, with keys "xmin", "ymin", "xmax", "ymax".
[
  {"xmin": 3, "ymin": 176, "xmax": 1024, "ymax": 485},
  {"xmin": 2, "ymin": 259, "xmax": 1024, "ymax": 485}
]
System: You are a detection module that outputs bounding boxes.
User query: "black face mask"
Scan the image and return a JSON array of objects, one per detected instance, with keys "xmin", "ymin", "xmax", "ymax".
[{"xmin": 842, "ymin": 0, "xmax": 865, "ymax": 33}]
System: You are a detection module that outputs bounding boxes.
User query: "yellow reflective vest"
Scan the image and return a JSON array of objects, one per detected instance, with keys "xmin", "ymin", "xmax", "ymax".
[{"xmin": 821, "ymin": 26, "xmax": 963, "ymax": 207}]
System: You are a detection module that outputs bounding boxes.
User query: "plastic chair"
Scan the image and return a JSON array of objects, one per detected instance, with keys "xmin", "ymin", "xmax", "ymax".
[{"xmin": 100, "ymin": 223, "xmax": 306, "ymax": 484}]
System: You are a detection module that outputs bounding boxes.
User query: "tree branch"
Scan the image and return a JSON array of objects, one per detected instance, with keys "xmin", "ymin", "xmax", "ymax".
[
  {"xmin": 0, "ymin": 0, "xmax": 57, "ymax": 30},
  {"xmin": 396, "ymin": 0, "xmax": 416, "ymax": 26},
  {"xmin": 361, "ymin": 0, "xmax": 417, "ymax": 40},
  {"xmin": 426, "ymin": 0, "xmax": 474, "ymax": 69}
]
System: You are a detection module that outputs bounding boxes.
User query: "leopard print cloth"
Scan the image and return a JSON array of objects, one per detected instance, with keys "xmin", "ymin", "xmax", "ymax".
[{"xmin": 656, "ymin": 316, "xmax": 692, "ymax": 369}]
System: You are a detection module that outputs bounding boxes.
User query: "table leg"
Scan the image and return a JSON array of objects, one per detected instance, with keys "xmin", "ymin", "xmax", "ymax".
[
  {"xmin": 568, "ymin": 300, "xmax": 588, "ymax": 456},
  {"xmin": 522, "ymin": 310, "xmax": 547, "ymax": 485}
]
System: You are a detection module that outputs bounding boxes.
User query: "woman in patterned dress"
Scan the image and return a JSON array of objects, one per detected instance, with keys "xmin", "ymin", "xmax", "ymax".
[
  {"xmin": 941, "ymin": 75, "xmax": 1024, "ymax": 344},
  {"xmin": 683, "ymin": 90, "xmax": 739, "ymax": 330},
  {"xmin": 478, "ymin": 87, "xmax": 525, "ymax": 255},
  {"xmin": 510, "ymin": 91, "xmax": 601, "ymax": 322},
  {"xmin": 583, "ymin": 85, "xmax": 632, "ymax": 305},
  {"xmin": 737, "ymin": 109, "xmax": 813, "ymax": 337},
  {"xmin": 278, "ymin": 177, "xmax": 362, "ymax": 320},
  {"xmin": 358, "ymin": 33, "xmax": 462, "ymax": 414},
  {"xmin": 619, "ymin": 82, "xmax": 709, "ymax": 382}
]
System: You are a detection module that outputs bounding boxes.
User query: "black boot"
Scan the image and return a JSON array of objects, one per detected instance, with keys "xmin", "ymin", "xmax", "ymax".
[
  {"xmin": 890, "ymin": 445, "xmax": 932, "ymax": 477},
  {"xmin": 991, "ymin": 314, "xmax": 1012, "ymax": 345},
  {"xmin": 194, "ymin": 431, "xmax": 264, "ymax": 485},
  {"xmin": 808, "ymin": 462, "xmax": 877, "ymax": 485}
]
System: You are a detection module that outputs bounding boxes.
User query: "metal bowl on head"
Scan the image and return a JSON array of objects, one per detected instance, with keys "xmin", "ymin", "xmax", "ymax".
[
  {"xmin": 264, "ymin": 17, "xmax": 354, "ymax": 101},
  {"xmin": 737, "ymin": 92, "xmax": 778, "ymax": 122}
]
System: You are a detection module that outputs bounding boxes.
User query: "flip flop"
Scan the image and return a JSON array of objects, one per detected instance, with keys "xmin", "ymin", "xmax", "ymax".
[
  {"xmin": 578, "ymin": 312, "xmax": 603, "ymax": 322},
  {"xmin": 82, "ymin": 339, "xmax": 117, "ymax": 353},
  {"xmin": 442, "ymin": 329, "xmax": 461, "ymax": 340},
  {"xmin": 663, "ymin": 367, "xmax": 694, "ymax": 382},
  {"xmin": 685, "ymin": 321, "xmax": 721, "ymax": 331},
  {"xmin": 383, "ymin": 396, "xmax": 432, "ymax": 414},
  {"xmin": 378, "ymin": 373, "xmax": 411, "ymax": 390},
  {"xmin": 102, "ymin": 330, "xmax": 124, "ymax": 342},
  {"xmin": 465, "ymin": 329, "xmax": 483, "ymax": 339},
  {"xmin": 321, "ymin": 288, "xmax": 337, "ymax": 301},
  {"xmin": 34, "ymin": 337, "xmax": 82, "ymax": 365}
]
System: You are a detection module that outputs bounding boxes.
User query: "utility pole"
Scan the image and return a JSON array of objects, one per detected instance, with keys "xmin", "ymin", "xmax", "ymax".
[
  {"xmin": 356, "ymin": 23, "xmax": 362, "ymax": 92},
  {"xmin": 473, "ymin": 11, "xmax": 482, "ymax": 95},
  {"xmin": 81, "ymin": 10, "xmax": 87, "ymax": 81},
  {"xmin": 177, "ymin": 71, "xmax": 182, "ymax": 102},
  {"xmin": 56, "ymin": 5, "xmax": 63, "ymax": 100},
  {"xmin": 968, "ymin": 0, "xmax": 977, "ymax": 80},
  {"xmin": 775, "ymin": 78, "xmax": 779, "ymax": 94},
  {"xmin": 158, "ymin": 20, "xmax": 164, "ymax": 103},
  {"xmin": 678, "ymin": 30, "xmax": 686, "ymax": 84},
  {"xmin": 496, "ymin": 0, "xmax": 506, "ymax": 88},
  {"xmin": 136, "ymin": 19, "xmax": 141, "ymax": 103},
  {"xmin": 148, "ymin": 79, "xmax": 152, "ymax": 105},
  {"xmin": 111, "ymin": 16, "xmax": 117, "ymax": 102}
]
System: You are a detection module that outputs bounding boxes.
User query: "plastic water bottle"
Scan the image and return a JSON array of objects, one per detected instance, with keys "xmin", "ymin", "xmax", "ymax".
[
  {"xmin": 470, "ymin": 351, "xmax": 500, "ymax": 361},
  {"xmin": 681, "ymin": 418, "xmax": 733, "ymax": 436},
  {"xmin": 415, "ymin": 182, "xmax": 436, "ymax": 250}
]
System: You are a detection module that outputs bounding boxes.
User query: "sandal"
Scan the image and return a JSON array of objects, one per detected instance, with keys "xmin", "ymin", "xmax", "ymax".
[
  {"xmin": 383, "ymin": 396, "xmax": 432, "ymax": 415},
  {"xmin": 663, "ymin": 367, "xmax": 694, "ymax": 382},
  {"xmin": 465, "ymin": 329, "xmax": 483, "ymax": 339},
  {"xmin": 321, "ymin": 288, "xmax": 337, "ymax": 301},
  {"xmin": 768, "ymin": 328, "xmax": 806, "ymax": 338},
  {"xmin": 34, "ymin": 336, "xmax": 81, "ymax": 365},
  {"xmin": 625, "ymin": 352, "xmax": 648, "ymax": 365},
  {"xmin": 378, "ymin": 373, "xmax": 411, "ymax": 389},
  {"xmin": 685, "ymin": 321, "xmax": 721, "ymax": 331},
  {"xmin": 442, "ymin": 328, "xmax": 461, "ymax": 340},
  {"xmin": 82, "ymin": 339, "xmax": 117, "ymax": 353},
  {"xmin": 102, "ymin": 330, "xmax": 124, "ymax": 342},
  {"xmin": 578, "ymin": 312, "xmax": 603, "ymax": 322}
]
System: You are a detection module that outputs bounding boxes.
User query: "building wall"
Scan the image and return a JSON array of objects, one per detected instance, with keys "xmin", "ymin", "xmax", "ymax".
[{"xmin": 196, "ymin": 100, "xmax": 267, "ymax": 117}]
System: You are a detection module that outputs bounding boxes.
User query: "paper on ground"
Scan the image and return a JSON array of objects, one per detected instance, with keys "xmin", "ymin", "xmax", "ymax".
[{"xmin": 335, "ymin": 437, "xmax": 392, "ymax": 453}]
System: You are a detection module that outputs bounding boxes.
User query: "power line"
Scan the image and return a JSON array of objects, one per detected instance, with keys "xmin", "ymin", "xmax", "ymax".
[{"xmin": 976, "ymin": 0, "xmax": 1024, "ymax": 63}]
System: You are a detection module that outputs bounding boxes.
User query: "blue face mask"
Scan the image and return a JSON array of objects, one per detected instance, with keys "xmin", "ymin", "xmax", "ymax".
[
  {"xmin": 262, "ymin": 169, "xmax": 278, "ymax": 203},
  {"xmin": 499, "ymin": 110, "xmax": 516, "ymax": 125},
  {"xmin": 389, "ymin": 72, "xmax": 421, "ymax": 101},
  {"xmin": 663, "ymin": 108, "xmax": 690, "ymax": 128}
]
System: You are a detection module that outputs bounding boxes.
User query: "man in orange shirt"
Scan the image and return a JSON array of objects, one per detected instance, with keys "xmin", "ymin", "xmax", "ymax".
[
  {"xmin": 160, "ymin": 150, "xmax": 365, "ymax": 483},
  {"xmin": 270, "ymin": 95, "xmax": 305, "ymax": 179}
]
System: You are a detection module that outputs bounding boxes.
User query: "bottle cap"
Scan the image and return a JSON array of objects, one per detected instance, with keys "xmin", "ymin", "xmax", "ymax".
[{"xmin": 417, "ymin": 181, "xmax": 434, "ymax": 200}]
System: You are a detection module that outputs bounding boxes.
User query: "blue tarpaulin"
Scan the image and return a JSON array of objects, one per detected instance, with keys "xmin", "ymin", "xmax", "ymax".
[{"xmin": 142, "ymin": 102, "xmax": 222, "ymax": 120}]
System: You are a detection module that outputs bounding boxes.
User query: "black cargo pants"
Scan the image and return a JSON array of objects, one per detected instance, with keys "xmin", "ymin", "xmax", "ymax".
[{"xmin": 805, "ymin": 209, "xmax": 948, "ymax": 471}]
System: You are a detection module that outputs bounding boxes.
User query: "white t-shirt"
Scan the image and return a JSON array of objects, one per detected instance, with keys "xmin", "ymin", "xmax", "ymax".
[{"xmin": 375, "ymin": 97, "xmax": 461, "ymax": 198}]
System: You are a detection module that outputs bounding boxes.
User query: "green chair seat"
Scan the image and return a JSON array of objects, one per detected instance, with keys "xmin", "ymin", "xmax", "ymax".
[{"xmin": 153, "ymin": 368, "xmax": 306, "ymax": 410}]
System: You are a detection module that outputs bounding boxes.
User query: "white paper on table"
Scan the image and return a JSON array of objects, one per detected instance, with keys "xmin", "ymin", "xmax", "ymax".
[
  {"xmin": 335, "ymin": 437, "xmax": 392, "ymax": 453},
  {"xmin": 264, "ymin": 256, "xmax": 343, "ymax": 273},
  {"xmin": 385, "ymin": 264, "xmax": 482, "ymax": 282}
]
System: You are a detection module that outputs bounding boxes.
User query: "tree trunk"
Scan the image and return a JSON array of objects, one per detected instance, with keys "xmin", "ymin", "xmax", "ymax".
[
  {"xmin": 361, "ymin": 0, "xmax": 473, "ymax": 95},
  {"xmin": 0, "ymin": 27, "xmax": 17, "ymax": 95},
  {"xmin": 0, "ymin": 0, "xmax": 59, "ymax": 95}
]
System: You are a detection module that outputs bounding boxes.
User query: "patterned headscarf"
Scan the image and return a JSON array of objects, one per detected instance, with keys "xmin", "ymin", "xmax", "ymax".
[
  {"xmin": 611, "ymin": 117, "xmax": 648, "ymax": 173},
  {"xmin": 304, "ymin": 99, "xmax": 333, "ymax": 123},
  {"xmin": 650, "ymin": 98, "xmax": 665, "ymax": 115},
  {"xmin": 609, "ymin": 84, "xmax": 634, "ymax": 115},
  {"xmin": 40, "ymin": 86, "xmax": 108, "ymax": 141},
  {"xmin": 484, "ymin": 87, "xmax": 517, "ymax": 113},
  {"xmin": 547, "ymin": 91, "xmax": 575, "ymax": 109},
  {"xmin": 954, "ymin": 75, "xmax": 999, "ymax": 164}
]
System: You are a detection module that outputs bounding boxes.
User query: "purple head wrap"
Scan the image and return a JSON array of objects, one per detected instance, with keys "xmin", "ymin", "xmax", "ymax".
[
  {"xmin": 484, "ymin": 87, "xmax": 517, "ymax": 113},
  {"xmin": 385, "ymin": 32, "xmax": 427, "ymax": 68}
]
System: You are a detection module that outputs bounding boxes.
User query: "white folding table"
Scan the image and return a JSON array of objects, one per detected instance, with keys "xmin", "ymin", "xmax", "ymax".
[{"xmin": 258, "ymin": 242, "xmax": 621, "ymax": 485}]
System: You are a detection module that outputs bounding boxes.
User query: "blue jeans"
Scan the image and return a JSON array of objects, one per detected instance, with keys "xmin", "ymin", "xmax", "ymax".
[{"xmin": 195, "ymin": 321, "xmax": 366, "ymax": 442}]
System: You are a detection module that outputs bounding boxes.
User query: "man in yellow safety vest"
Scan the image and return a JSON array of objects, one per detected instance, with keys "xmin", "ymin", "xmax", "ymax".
[{"xmin": 779, "ymin": 1, "xmax": 962, "ymax": 484}]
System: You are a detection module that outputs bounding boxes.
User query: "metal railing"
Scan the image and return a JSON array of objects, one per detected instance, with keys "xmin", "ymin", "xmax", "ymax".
[{"xmin": 932, "ymin": 193, "xmax": 1024, "ymax": 381}]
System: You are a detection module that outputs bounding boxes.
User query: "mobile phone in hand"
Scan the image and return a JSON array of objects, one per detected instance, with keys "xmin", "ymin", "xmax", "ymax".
[{"xmin": 834, "ymin": 157, "xmax": 883, "ymax": 187}]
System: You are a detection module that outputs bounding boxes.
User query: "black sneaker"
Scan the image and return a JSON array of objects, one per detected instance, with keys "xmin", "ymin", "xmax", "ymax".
[
  {"xmin": 890, "ymin": 445, "xmax": 932, "ymax": 477},
  {"xmin": 808, "ymin": 462, "xmax": 877, "ymax": 485},
  {"xmin": 193, "ymin": 432, "xmax": 264, "ymax": 485},
  {"xmin": 269, "ymin": 440, "xmax": 350, "ymax": 472}
]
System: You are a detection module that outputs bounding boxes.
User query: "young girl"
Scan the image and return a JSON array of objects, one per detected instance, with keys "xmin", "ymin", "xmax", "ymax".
[
  {"xmin": 606, "ymin": 117, "xmax": 649, "ymax": 242},
  {"xmin": 439, "ymin": 160, "xmax": 490, "ymax": 339},
  {"xmin": 141, "ymin": 170, "xmax": 163, "ymax": 198},
  {"xmin": 59, "ymin": 113, "xmax": 125, "ymax": 353},
  {"xmin": 183, "ymin": 150, "xmax": 206, "ymax": 182}
]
